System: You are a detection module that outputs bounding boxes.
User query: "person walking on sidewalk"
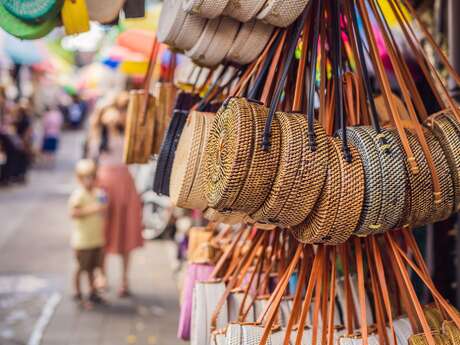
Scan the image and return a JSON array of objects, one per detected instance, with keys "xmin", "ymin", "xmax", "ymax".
[
  {"xmin": 87, "ymin": 96, "xmax": 143, "ymax": 297},
  {"xmin": 69, "ymin": 159, "xmax": 107, "ymax": 306}
]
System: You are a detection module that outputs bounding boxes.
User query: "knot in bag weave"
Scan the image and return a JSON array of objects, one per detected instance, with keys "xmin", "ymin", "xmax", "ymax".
[
  {"xmin": 256, "ymin": 0, "xmax": 310, "ymax": 27},
  {"xmin": 204, "ymin": 97, "xmax": 254, "ymax": 210},
  {"xmin": 427, "ymin": 111, "xmax": 460, "ymax": 212},
  {"xmin": 253, "ymin": 112, "xmax": 328, "ymax": 227},
  {"xmin": 183, "ymin": 0, "xmax": 229, "ymax": 19},
  {"xmin": 170, "ymin": 111, "xmax": 215, "ymax": 210},
  {"xmin": 223, "ymin": 0, "xmax": 266, "ymax": 23}
]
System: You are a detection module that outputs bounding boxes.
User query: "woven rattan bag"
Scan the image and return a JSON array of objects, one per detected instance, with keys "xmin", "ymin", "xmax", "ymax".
[
  {"xmin": 223, "ymin": 0, "xmax": 266, "ymax": 22},
  {"xmin": 256, "ymin": 0, "xmax": 310, "ymax": 27},
  {"xmin": 187, "ymin": 16, "xmax": 240, "ymax": 67},
  {"xmin": 427, "ymin": 111, "xmax": 460, "ymax": 212},
  {"xmin": 183, "ymin": 0, "xmax": 229, "ymax": 18},
  {"xmin": 226, "ymin": 20, "xmax": 274, "ymax": 66},
  {"xmin": 170, "ymin": 111, "xmax": 215, "ymax": 210},
  {"xmin": 123, "ymin": 90, "xmax": 156, "ymax": 164}
]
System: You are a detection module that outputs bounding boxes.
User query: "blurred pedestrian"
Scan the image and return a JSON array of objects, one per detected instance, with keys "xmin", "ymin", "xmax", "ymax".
[
  {"xmin": 87, "ymin": 95, "xmax": 143, "ymax": 297},
  {"xmin": 41, "ymin": 105, "xmax": 63, "ymax": 167},
  {"xmin": 67, "ymin": 94, "xmax": 87, "ymax": 129},
  {"xmin": 69, "ymin": 159, "xmax": 107, "ymax": 307}
]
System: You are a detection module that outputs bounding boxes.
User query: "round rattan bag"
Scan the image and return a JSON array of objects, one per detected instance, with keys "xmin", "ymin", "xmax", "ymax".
[
  {"xmin": 170, "ymin": 111, "xmax": 215, "ymax": 210},
  {"xmin": 223, "ymin": 0, "xmax": 266, "ymax": 23},
  {"xmin": 226, "ymin": 20, "xmax": 274, "ymax": 66},
  {"xmin": 252, "ymin": 112, "xmax": 329, "ymax": 227},
  {"xmin": 316, "ymin": 138, "xmax": 364, "ymax": 245},
  {"xmin": 229, "ymin": 101, "xmax": 281, "ymax": 215},
  {"xmin": 360, "ymin": 127, "xmax": 408, "ymax": 233},
  {"xmin": 338, "ymin": 127, "xmax": 384, "ymax": 236},
  {"xmin": 426, "ymin": 111, "xmax": 460, "ymax": 212},
  {"xmin": 204, "ymin": 97, "xmax": 254, "ymax": 210}
]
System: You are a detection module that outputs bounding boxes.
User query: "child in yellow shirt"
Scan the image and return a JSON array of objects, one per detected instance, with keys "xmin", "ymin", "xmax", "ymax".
[{"xmin": 69, "ymin": 159, "xmax": 107, "ymax": 305}]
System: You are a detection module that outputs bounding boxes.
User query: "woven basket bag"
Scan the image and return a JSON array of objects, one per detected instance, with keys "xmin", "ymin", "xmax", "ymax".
[
  {"xmin": 418, "ymin": 129, "xmax": 454, "ymax": 226},
  {"xmin": 183, "ymin": 0, "xmax": 229, "ymax": 19},
  {"xmin": 256, "ymin": 0, "xmax": 310, "ymax": 27},
  {"xmin": 392, "ymin": 129, "xmax": 431, "ymax": 228},
  {"xmin": 223, "ymin": 0, "xmax": 267, "ymax": 23},
  {"xmin": 442, "ymin": 321, "xmax": 460, "ymax": 345},
  {"xmin": 188, "ymin": 17, "xmax": 240, "ymax": 67},
  {"xmin": 170, "ymin": 111, "xmax": 215, "ymax": 210},
  {"xmin": 157, "ymin": 0, "xmax": 188, "ymax": 46},
  {"xmin": 360, "ymin": 127, "xmax": 408, "ymax": 233},
  {"xmin": 204, "ymin": 97, "xmax": 254, "ymax": 210},
  {"xmin": 229, "ymin": 101, "xmax": 281, "ymax": 215},
  {"xmin": 319, "ymin": 138, "xmax": 365, "ymax": 245},
  {"xmin": 426, "ymin": 111, "xmax": 460, "ymax": 212},
  {"xmin": 173, "ymin": 13, "xmax": 207, "ymax": 51},
  {"xmin": 152, "ymin": 82, "xmax": 177, "ymax": 155},
  {"xmin": 408, "ymin": 332, "xmax": 451, "ymax": 345},
  {"xmin": 291, "ymin": 136, "xmax": 341, "ymax": 244},
  {"xmin": 252, "ymin": 112, "xmax": 328, "ymax": 227},
  {"xmin": 226, "ymin": 20, "xmax": 274, "ymax": 66},
  {"xmin": 123, "ymin": 90, "xmax": 156, "ymax": 164},
  {"xmin": 339, "ymin": 127, "xmax": 383, "ymax": 236}
]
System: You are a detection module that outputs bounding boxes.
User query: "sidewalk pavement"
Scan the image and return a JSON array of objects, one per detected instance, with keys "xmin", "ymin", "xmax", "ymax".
[{"xmin": 0, "ymin": 130, "xmax": 182, "ymax": 345}]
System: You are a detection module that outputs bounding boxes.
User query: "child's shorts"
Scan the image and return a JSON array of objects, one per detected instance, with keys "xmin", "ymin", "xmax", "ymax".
[{"xmin": 76, "ymin": 247, "xmax": 102, "ymax": 272}]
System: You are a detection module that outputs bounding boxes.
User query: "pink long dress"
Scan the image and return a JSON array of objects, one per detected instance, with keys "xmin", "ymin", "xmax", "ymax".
[{"xmin": 95, "ymin": 134, "xmax": 143, "ymax": 254}]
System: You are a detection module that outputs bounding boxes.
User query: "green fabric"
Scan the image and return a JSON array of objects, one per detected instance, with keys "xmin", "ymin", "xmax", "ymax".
[
  {"xmin": 0, "ymin": 4, "xmax": 57, "ymax": 39},
  {"xmin": 0, "ymin": 0, "xmax": 63, "ymax": 22}
]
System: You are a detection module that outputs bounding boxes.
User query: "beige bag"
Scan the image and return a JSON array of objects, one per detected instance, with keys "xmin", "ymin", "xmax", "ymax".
[
  {"xmin": 170, "ymin": 111, "xmax": 215, "ymax": 209},
  {"xmin": 123, "ymin": 90, "xmax": 156, "ymax": 164}
]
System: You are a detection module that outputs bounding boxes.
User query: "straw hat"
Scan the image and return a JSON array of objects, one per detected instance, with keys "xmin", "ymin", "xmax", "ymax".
[
  {"xmin": 86, "ymin": 0, "xmax": 125, "ymax": 23},
  {"xmin": 0, "ymin": 4, "xmax": 57, "ymax": 39},
  {"xmin": 1, "ymin": 0, "xmax": 63, "ymax": 21}
]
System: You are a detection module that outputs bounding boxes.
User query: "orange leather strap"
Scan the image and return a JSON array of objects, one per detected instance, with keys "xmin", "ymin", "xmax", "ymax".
[{"xmin": 354, "ymin": 237, "xmax": 368, "ymax": 345}]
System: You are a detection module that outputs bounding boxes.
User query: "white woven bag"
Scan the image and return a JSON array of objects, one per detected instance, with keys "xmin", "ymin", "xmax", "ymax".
[
  {"xmin": 257, "ymin": 0, "xmax": 310, "ymax": 27},
  {"xmin": 228, "ymin": 291, "xmax": 255, "ymax": 322},
  {"xmin": 157, "ymin": 0, "xmax": 188, "ymax": 45},
  {"xmin": 187, "ymin": 17, "xmax": 240, "ymax": 67},
  {"xmin": 223, "ymin": 0, "xmax": 267, "ymax": 22},
  {"xmin": 227, "ymin": 20, "xmax": 274, "ymax": 65},
  {"xmin": 173, "ymin": 13, "xmax": 207, "ymax": 51},
  {"xmin": 191, "ymin": 283, "xmax": 208, "ymax": 345},
  {"xmin": 183, "ymin": 0, "xmax": 230, "ymax": 19}
]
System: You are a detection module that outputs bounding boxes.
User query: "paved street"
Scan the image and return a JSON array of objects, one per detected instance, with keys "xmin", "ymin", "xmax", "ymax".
[{"xmin": 0, "ymin": 131, "xmax": 181, "ymax": 345}]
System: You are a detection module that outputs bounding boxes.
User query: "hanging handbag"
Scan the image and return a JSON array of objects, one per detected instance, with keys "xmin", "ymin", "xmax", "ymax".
[
  {"xmin": 256, "ymin": 0, "xmax": 310, "ymax": 28},
  {"xmin": 170, "ymin": 111, "xmax": 215, "ymax": 210},
  {"xmin": 61, "ymin": 0, "xmax": 90, "ymax": 35},
  {"xmin": 123, "ymin": 0, "xmax": 145, "ymax": 18},
  {"xmin": 226, "ymin": 20, "xmax": 274, "ymax": 66},
  {"xmin": 182, "ymin": 0, "xmax": 229, "ymax": 19}
]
